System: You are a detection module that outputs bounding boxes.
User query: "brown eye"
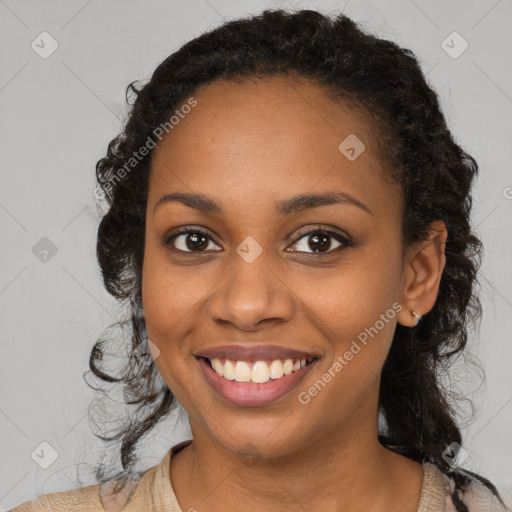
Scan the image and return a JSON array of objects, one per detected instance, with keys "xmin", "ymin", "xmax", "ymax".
[
  {"xmin": 163, "ymin": 227, "xmax": 221, "ymax": 253},
  {"xmin": 287, "ymin": 228, "xmax": 352, "ymax": 254}
]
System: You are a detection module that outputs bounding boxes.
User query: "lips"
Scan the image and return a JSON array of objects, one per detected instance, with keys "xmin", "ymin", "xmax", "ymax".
[
  {"xmin": 195, "ymin": 344, "xmax": 319, "ymax": 362},
  {"xmin": 194, "ymin": 344, "xmax": 320, "ymax": 407},
  {"xmin": 197, "ymin": 357, "xmax": 318, "ymax": 407}
]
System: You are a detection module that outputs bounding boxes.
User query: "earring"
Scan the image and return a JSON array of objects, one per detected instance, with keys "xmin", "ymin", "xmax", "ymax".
[{"xmin": 411, "ymin": 310, "xmax": 422, "ymax": 326}]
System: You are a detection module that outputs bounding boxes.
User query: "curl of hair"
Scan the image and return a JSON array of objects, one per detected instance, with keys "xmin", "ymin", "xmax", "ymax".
[{"xmin": 85, "ymin": 8, "xmax": 508, "ymax": 510}]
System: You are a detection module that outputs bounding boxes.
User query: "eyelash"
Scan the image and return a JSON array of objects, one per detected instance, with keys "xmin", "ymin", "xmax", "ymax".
[{"xmin": 162, "ymin": 225, "xmax": 353, "ymax": 256}]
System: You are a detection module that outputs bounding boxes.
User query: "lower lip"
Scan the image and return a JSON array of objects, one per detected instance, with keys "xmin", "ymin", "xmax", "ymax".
[{"xmin": 197, "ymin": 357, "xmax": 318, "ymax": 407}]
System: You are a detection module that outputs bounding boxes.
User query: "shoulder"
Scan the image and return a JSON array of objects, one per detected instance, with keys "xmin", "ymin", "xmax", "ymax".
[
  {"xmin": 10, "ymin": 476, "xmax": 154, "ymax": 512},
  {"xmin": 9, "ymin": 483, "xmax": 104, "ymax": 511},
  {"xmin": 423, "ymin": 463, "xmax": 510, "ymax": 512},
  {"xmin": 9, "ymin": 440, "xmax": 192, "ymax": 512},
  {"xmin": 445, "ymin": 475, "xmax": 510, "ymax": 512},
  {"xmin": 9, "ymin": 475, "xmax": 152, "ymax": 512}
]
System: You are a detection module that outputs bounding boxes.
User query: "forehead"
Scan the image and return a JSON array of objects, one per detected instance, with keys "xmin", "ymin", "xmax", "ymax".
[{"xmin": 149, "ymin": 76, "xmax": 399, "ymax": 215}]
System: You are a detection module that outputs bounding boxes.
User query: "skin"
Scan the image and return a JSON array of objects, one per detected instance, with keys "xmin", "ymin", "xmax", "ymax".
[{"xmin": 142, "ymin": 75, "xmax": 447, "ymax": 512}]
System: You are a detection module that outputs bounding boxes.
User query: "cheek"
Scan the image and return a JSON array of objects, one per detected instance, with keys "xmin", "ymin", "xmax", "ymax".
[
  {"xmin": 306, "ymin": 244, "xmax": 402, "ymax": 343},
  {"xmin": 292, "ymin": 296, "xmax": 400, "ymax": 426},
  {"xmin": 301, "ymin": 275, "xmax": 398, "ymax": 379},
  {"xmin": 141, "ymin": 259, "xmax": 210, "ymax": 407},
  {"xmin": 141, "ymin": 236, "xmax": 212, "ymax": 331},
  {"xmin": 141, "ymin": 251, "xmax": 224, "ymax": 405},
  {"xmin": 295, "ymin": 244, "xmax": 403, "ymax": 402}
]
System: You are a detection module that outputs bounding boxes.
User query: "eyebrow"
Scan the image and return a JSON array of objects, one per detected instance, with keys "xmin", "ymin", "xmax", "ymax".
[{"xmin": 153, "ymin": 191, "xmax": 373, "ymax": 216}]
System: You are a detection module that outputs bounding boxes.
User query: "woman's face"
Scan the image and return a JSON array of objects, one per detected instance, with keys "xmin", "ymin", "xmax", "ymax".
[{"xmin": 142, "ymin": 76, "xmax": 412, "ymax": 457}]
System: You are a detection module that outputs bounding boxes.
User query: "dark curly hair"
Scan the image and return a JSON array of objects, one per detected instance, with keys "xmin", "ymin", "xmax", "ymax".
[{"xmin": 85, "ymin": 8, "xmax": 508, "ymax": 510}]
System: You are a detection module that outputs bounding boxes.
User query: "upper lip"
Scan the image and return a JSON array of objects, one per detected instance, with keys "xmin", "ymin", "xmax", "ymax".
[{"xmin": 195, "ymin": 344, "xmax": 319, "ymax": 361}]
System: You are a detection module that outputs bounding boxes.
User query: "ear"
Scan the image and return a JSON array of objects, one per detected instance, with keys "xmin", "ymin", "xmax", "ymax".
[{"xmin": 397, "ymin": 220, "xmax": 447, "ymax": 328}]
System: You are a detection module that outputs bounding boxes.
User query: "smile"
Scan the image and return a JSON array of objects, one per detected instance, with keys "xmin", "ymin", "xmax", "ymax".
[
  {"xmin": 205, "ymin": 357, "xmax": 315, "ymax": 383},
  {"xmin": 195, "ymin": 346, "xmax": 319, "ymax": 407}
]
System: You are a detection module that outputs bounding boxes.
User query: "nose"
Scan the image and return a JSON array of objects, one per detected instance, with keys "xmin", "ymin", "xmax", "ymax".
[{"xmin": 207, "ymin": 252, "xmax": 295, "ymax": 332}]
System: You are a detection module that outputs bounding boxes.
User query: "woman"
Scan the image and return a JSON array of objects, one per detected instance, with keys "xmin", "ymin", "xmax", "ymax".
[{"xmin": 11, "ymin": 8, "xmax": 509, "ymax": 512}]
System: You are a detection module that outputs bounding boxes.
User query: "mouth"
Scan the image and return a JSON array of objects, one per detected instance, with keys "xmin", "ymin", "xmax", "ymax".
[
  {"xmin": 194, "ymin": 345, "xmax": 320, "ymax": 407},
  {"xmin": 199, "ymin": 355, "xmax": 317, "ymax": 383}
]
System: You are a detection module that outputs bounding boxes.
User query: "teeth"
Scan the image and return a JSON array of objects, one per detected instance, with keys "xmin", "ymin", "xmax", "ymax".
[
  {"xmin": 269, "ymin": 360, "xmax": 284, "ymax": 379},
  {"xmin": 234, "ymin": 361, "xmax": 252, "ymax": 382},
  {"xmin": 252, "ymin": 361, "xmax": 270, "ymax": 383},
  {"xmin": 223, "ymin": 359, "xmax": 236, "ymax": 380},
  {"xmin": 209, "ymin": 357, "xmax": 313, "ymax": 383},
  {"xmin": 211, "ymin": 358, "xmax": 224, "ymax": 377}
]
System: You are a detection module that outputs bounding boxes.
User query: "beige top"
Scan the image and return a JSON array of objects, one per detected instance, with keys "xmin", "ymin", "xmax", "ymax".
[{"xmin": 10, "ymin": 439, "xmax": 508, "ymax": 512}]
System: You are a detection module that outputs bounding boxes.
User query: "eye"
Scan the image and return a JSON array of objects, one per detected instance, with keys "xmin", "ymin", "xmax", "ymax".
[
  {"xmin": 162, "ymin": 226, "xmax": 221, "ymax": 253},
  {"xmin": 162, "ymin": 225, "xmax": 353, "ymax": 255},
  {"xmin": 286, "ymin": 227, "xmax": 352, "ymax": 255}
]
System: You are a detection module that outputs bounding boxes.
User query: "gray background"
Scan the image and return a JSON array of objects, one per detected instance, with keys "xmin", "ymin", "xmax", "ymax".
[{"xmin": 1, "ymin": 0, "xmax": 511, "ymax": 509}]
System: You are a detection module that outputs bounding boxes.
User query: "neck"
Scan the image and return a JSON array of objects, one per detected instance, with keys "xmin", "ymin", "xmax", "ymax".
[{"xmin": 169, "ymin": 406, "xmax": 424, "ymax": 512}]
